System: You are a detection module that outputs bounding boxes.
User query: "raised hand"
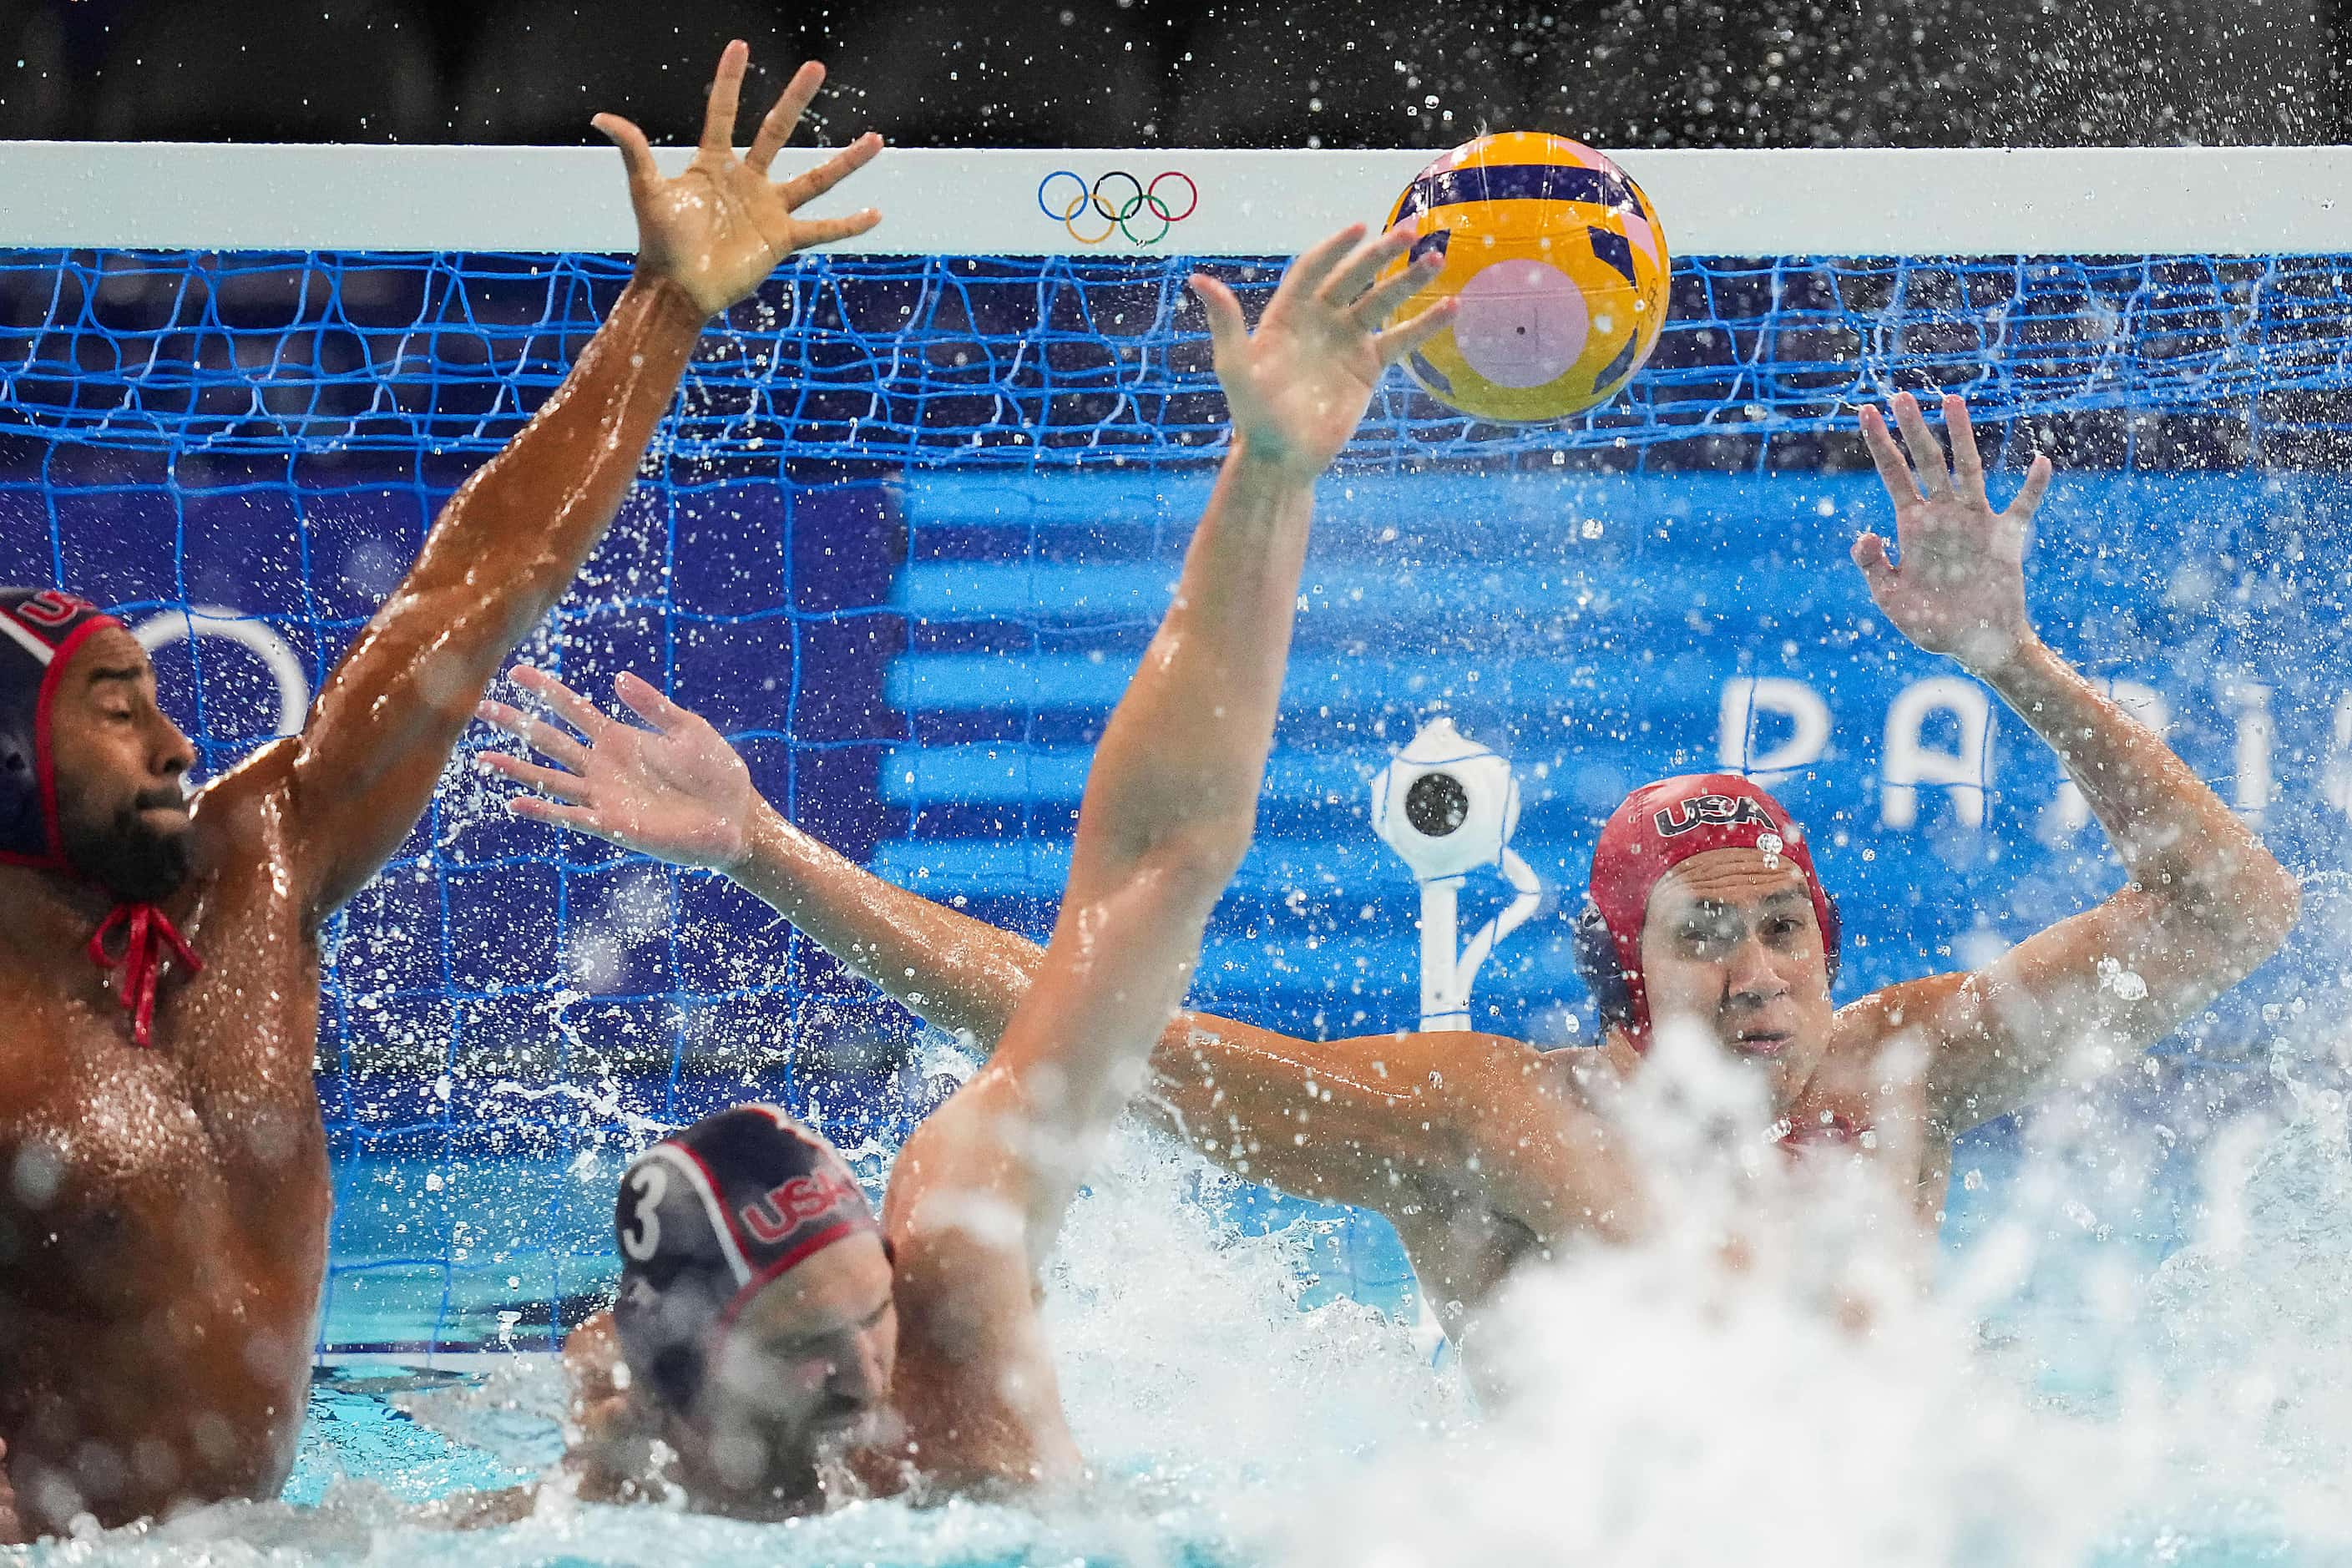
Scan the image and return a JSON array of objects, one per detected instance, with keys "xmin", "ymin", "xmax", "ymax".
[
  {"xmin": 477, "ymin": 666, "xmax": 756, "ymax": 871},
  {"xmin": 598, "ymin": 40, "xmax": 883, "ymax": 318},
  {"xmin": 1853, "ymin": 390, "xmax": 2055, "ymax": 674},
  {"xmin": 1190, "ymin": 223, "xmax": 1454, "ymax": 481}
]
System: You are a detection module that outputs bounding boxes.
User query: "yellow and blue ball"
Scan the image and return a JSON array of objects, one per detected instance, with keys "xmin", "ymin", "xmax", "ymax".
[{"xmin": 1382, "ymin": 132, "xmax": 1672, "ymax": 424}]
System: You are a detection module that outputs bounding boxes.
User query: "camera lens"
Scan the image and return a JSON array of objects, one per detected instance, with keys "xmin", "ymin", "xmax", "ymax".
[{"xmin": 1404, "ymin": 771, "xmax": 1469, "ymax": 838}]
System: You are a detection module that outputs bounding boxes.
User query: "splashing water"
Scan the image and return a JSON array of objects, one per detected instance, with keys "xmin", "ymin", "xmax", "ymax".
[{"xmin": 35, "ymin": 1032, "xmax": 2352, "ymax": 1566}]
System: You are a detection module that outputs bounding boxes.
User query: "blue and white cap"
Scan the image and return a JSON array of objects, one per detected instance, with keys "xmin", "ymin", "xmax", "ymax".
[{"xmin": 611, "ymin": 1104, "xmax": 883, "ymax": 1412}]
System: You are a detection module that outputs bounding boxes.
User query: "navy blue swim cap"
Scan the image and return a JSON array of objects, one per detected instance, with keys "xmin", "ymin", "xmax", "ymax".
[
  {"xmin": 611, "ymin": 1104, "xmax": 884, "ymax": 1413},
  {"xmin": 0, "ymin": 588, "xmax": 128, "ymax": 871}
]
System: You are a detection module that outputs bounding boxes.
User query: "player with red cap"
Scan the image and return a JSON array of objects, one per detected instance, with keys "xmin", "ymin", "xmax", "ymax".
[
  {"xmin": 0, "ymin": 44, "xmax": 883, "ymax": 1540},
  {"xmin": 484, "ymin": 388, "xmax": 2299, "ymax": 1379},
  {"xmin": 1577, "ymin": 771, "xmax": 1841, "ymax": 1050},
  {"xmin": 1568, "ymin": 771, "xmax": 1859, "ymax": 1139}
]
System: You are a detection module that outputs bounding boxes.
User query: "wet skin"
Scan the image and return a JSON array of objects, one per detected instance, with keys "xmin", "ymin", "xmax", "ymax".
[
  {"xmin": 1614, "ymin": 847, "xmax": 1902, "ymax": 1166},
  {"xmin": 0, "ymin": 38, "xmax": 887, "ymax": 1535},
  {"xmin": 523, "ymin": 220, "xmax": 1458, "ymax": 1514},
  {"xmin": 0, "ymin": 276, "xmax": 736, "ymax": 1535},
  {"xmin": 0, "ymin": 630, "xmax": 330, "ymax": 1530}
]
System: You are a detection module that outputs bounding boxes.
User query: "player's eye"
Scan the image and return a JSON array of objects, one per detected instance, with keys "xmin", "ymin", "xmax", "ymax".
[{"xmin": 1681, "ymin": 917, "xmax": 1737, "ymax": 953}]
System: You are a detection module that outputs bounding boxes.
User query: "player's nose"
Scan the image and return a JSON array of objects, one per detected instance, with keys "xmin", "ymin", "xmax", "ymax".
[
  {"xmin": 150, "ymin": 714, "xmax": 195, "ymax": 781},
  {"xmin": 830, "ymin": 1330, "xmax": 888, "ymax": 1404},
  {"xmin": 1722, "ymin": 933, "xmax": 1789, "ymax": 1004}
]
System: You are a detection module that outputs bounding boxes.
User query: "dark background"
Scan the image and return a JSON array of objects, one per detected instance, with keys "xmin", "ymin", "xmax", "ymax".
[{"xmin": 0, "ymin": 0, "xmax": 2345, "ymax": 151}]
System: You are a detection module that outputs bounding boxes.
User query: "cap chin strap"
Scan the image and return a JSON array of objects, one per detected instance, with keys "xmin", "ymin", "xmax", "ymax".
[{"xmin": 89, "ymin": 902, "xmax": 203, "ymax": 1049}]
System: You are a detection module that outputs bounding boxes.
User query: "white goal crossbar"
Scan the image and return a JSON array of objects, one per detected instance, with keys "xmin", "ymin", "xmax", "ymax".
[{"xmin": 1, "ymin": 143, "xmax": 2349, "ymax": 256}]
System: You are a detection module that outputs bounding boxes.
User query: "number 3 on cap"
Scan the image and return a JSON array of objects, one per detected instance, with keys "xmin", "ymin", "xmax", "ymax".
[{"xmin": 621, "ymin": 1162, "xmax": 667, "ymax": 1261}]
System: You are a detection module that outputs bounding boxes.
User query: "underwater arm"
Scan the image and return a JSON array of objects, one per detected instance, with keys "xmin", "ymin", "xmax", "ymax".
[
  {"xmin": 276, "ymin": 43, "xmax": 879, "ymax": 924},
  {"xmin": 1852, "ymin": 392, "xmax": 2299, "ymax": 1134}
]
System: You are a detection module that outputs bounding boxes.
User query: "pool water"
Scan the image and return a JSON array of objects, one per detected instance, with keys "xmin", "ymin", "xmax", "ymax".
[
  {"xmin": 24, "ymin": 1049, "xmax": 2352, "ymax": 1568},
  {"xmin": 287, "ymin": 1371, "xmax": 546, "ymax": 1506}
]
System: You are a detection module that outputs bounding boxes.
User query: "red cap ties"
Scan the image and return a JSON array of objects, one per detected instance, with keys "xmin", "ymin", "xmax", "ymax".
[{"xmin": 88, "ymin": 903, "xmax": 203, "ymax": 1049}]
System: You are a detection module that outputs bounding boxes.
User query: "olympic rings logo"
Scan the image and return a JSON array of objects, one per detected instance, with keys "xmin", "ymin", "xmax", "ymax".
[{"xmin": 1037, "ymin": 170, "xmax": 1199, "ymax": 246}]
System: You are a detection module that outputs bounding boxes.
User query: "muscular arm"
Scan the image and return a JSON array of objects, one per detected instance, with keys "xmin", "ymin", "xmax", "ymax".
[
  {"xmin": 895, "ymin": 450, "xmax": 1318, "ymax": 1252},
  {"xmin": 280, "ymin": 277, "xmax": 705, "ymax": 920},
  {"xmin": 732, "ymin": 816, "xmax": 1636, "ymax": 1241},
  {"xmin": 1147, "ymin": 1014, "xmax": 1636, "ymax": 1245},
  {"xmin": 487, "ymin": 604, "xmax": 1627, "ymax": 1251},
  {"xmin": 1852, "ymin": 394, "xmax": 2299, "ymax": 1134},
  {"xmin": 490, "ymin": 228, "xmax": 1463, "ymax": 1488},
  {"xmin": 235, "ymin": 45, "xmax": 881, "ymax": 925},
  {"xmin": 881, "ymin": 226, "xmax": 1453, "ymax": 1488},
  {"xmin": 1915, "ymin": 637, "xmax": 2297, "ymax": 1130}
]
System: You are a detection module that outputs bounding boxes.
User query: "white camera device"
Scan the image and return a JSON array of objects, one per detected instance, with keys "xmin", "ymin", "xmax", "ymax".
[
  {"xmin": 1370, "ymin": 715, "xmax": 1520, "ymax": 883},
  {"xmin": 1369, "ymin": 716, "xmax": 1540, "ymax": 1032}
]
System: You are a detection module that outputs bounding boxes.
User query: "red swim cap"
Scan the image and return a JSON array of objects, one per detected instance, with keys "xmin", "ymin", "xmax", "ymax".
[{"xmin": 1585, "ymin": 772, "xmax": 1839, "ymax": 1043}]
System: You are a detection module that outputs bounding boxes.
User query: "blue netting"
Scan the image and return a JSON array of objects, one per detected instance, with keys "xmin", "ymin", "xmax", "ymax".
[
  {"xmin": 1, "ymin": 245, "xmax": 2343, "ymax": 1358},
  {"xmin": 8, "ymin": 249, "xmax": 2352, "ymax": 467}
]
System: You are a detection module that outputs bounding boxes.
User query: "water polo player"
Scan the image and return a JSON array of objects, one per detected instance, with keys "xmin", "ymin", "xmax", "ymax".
[
  {"xmin": 0, "ymin": 43, "xmax": 880, "ymax": 1539},
  {"xmin": 484, "ymin": 387, "xmax": 2298, "ymax": 1373},
  {"xmin": 555, "ymin": 1106, "xmax": 900, "ymax": 1513},
  {"xmin": 503, "ymin": 218, "xmax": 1455, "ymax": 1515}
]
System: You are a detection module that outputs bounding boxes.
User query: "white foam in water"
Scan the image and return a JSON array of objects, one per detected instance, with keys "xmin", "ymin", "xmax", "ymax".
[{"xmin": 42, "ymin": 1026, "xmax": 2352, "ymax": 1565}]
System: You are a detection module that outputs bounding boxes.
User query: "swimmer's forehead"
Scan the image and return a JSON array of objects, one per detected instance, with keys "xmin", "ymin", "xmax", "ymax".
[
  {"xmin": 62, "ymin": 625, "xmax": 153, "ymax": 686},
  {"xmin": 735, "ymin": 1230, "xmax": 893, "ymax": 1345},
  {"xmin": 1643, "ymin": 847, "xmax": 1812, "ymax": 924}
]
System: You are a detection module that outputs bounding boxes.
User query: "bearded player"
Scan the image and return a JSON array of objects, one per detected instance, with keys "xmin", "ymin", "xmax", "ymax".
[
  {"xmin": 0, "ymin": 44, "xmax": 881, "ymax": 1537},
  {"xmin": 485, "ymin": 386, "xmax": 2296, "ymax": 1370}
]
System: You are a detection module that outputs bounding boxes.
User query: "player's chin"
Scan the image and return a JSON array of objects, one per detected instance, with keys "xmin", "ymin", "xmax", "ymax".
[{"xmin": 65, "ymin": 807, "xmax": 198, "ymax": 903}]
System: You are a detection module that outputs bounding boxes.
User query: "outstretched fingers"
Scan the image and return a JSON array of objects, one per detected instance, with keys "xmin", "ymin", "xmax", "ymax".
[
  {"xmin": 508, "ymin": 665, "xmax": 612, "ymax": 740},
  {"xmin": 776, "ymin": 132, "xmax": 883, "ymax": 211},
  {"xmin": 2008, "ymin": 453, "xmax": 2056, "ymax": 520},
  {"xmin": 476, "ymin": 698, "xmax": 591, "ymax": 771},
  {"xmin": 792, "ymin": 208, "xmax": 884, "ymax": 248},
  {"xmin": 480, "ymin": 750, "xmax": 592, "ymax": 805},
  {"xmin": 1281, "ymin": 222, "xmax": 1369, "ymax": 302},
  {"xmin": 699, "ymin": 39, "xmax": 751, "ymax": 155},
  {"xmin": 1849, "ymin": 533, "xmax": 1905, "ymax": 620},
  {"xmin": 508, "ymin": 795, "xmax": 622, "ymax": 842},
  {"xmin": 1320, "ymin": 224, "xmax": 1414, "ymax": 311},
  {"xmin": 1850, "ymin": 530, "xmax": 1897, "ymax": 589},
  {"xmin": 1189, "ymin": 272, "xmax": 1249, "ymax": 362},
  {"xmin": 747, "ymin": 59, "xmax": 826, "ymax": 174},
  {"xmin": 1944, "ymin": 393, "xmax": 1987, "ymax": 501},
  {"xmin": 1890, "ymin": 392, "xmax": 1952, "ymax": 494},
  {"xmin": 1350, "ymin": 247, "xmax": 1442, "ymax": 330},
  {"xmin": 614, "ymin": 671, "xmax": 695, "ymax": 736},
  {"xmin": 1375, "ymin": 295, "xmax": 1458, "ymax": 365},
  {"xmin": 1859, "ymin": 404, "xmax": 1923, "ymax": 506}
]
